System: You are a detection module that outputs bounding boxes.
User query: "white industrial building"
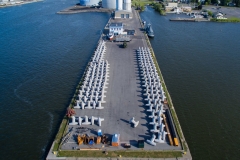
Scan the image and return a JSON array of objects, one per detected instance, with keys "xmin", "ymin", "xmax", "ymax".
[
  {"xmin": 102, "ymin": 0, "xmax": 132, "ymax": 19},
  {"xmin": 115, "ymin": 0, "xmax": 132, "ymax": 19},
  {"xmin": 109, "ymin": 23, "xmax": 124, "ymax": 35},
  {"xmin": 102, "ymin": 0, "xmax": 117, "ymax": 9},
  {"xmin": 79, "ymin": 0, "xmax": 100, "ymax": 6},
  {"xmin": 0, "ymin": 0, "xmax": 17, "ymax": 5}
]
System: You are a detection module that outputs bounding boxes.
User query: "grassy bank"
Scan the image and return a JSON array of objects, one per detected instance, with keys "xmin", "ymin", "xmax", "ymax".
[
  {"xmin": 53, "ymin": 117, "xmax": 68, "ymax": 151},
  {"xmin": 58, "ymin": 150, "xmax": 182, "ymax": 158},
  {"xmin": 132, "ymin": 0, "xmax": 153, "ymax": 6},
  {"xmin": 211, "ymin": 17, "xmax": 240, "ymax": 22}
]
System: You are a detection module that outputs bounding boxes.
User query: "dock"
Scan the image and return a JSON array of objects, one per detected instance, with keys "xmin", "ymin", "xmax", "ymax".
[
  {"xmin": 47, "ymin": 7, "xmax": 192, "ymax": 160},
  {"xmin": 169, "ymin": 18, "xmax": 210, "ymax": 22}
]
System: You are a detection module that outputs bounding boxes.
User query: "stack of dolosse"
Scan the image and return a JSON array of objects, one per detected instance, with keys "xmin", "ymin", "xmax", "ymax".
[
  {"xmin": 69, "ymin": 40, "xmax": 110, "ymax": 127},
  {"xmin": 137, "ymin": 47, "xmax": 167, "ymax": 146}
]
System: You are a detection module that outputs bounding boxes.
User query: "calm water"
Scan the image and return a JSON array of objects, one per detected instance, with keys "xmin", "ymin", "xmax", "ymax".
[
  {"xmin": 141, "ymin": 7, "xmax": 240, "ymax": 160},
  {"xmin": 0, "ymin": 0, "xmax": 109, "ymax": 159},
  {"xmin": 0, "ymin": 1, "xmax": 239, "ymax": 159}
]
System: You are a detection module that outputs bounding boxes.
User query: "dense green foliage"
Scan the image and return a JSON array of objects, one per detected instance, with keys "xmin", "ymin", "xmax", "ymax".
[
  {"xmin": 207, "ymin": 10, "xmax": 213, "ymax": 16},
  {"xmin": 152, "ymin": 3, "xmax": 166, "ymax": 15},
  {"xmin": 203, "ymin": 0, "xmax": 240, "ymax": 6}
]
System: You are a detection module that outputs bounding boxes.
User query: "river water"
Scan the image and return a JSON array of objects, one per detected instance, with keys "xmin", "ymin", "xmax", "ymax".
[
  {"xmin": 141, "ymin": 7, "xmax": 240, "ymax": 160},
  {"xmin": 0, "ymin": 1, "xmax": 239, "ymax": 159}
]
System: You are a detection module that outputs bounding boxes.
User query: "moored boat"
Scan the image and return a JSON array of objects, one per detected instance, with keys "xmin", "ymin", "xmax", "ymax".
[{"xmin": 146, "ymin": 23, "xmax": 154, "ymax": 38}]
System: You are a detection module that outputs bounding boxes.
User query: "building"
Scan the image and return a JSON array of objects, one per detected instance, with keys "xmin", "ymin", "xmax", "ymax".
[
  {"xmin": 182, "ymin": 6, "xmax": 192, "ymax": 12},
  {"xmin": 101, "ymin": 0, "xmax": 132, "ymax": 18},
  {"xmin": 102, "ymin": 0, "xmax": 117, "ymax": 9},
  {"xmin": 213, "ymin": 12, "xmax": 227, "ymax": 19},
  {"xmin": 115, "ymin": 0, "xmax": 132, "ymax": 19},
  {"xmin": 165, "ymin": 2, "xmax": 178, "ymax": 12},
  {"xmin": 115, "ymin": 10, "xmax": 132, "ymax": 18},
  {"xmin": 0, "ymin": 0, "xmax": 15, "ymax": 5},
  {"xmin": 109, "ymin": 23, "xmax": 123, "ymax": 35},
  {"xmin": 80, "ymin": 0, "xmax": 100, "ymax": 6}
]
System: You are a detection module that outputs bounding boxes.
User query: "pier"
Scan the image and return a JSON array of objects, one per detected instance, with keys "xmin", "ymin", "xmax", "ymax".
[{"xmin": 47, "ymin": 8, "xmax": 191, "ymax": 160}]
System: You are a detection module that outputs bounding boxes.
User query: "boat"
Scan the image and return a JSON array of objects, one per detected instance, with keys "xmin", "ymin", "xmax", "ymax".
[
  {"xmin": 145, "ymin": 23, "xmax": 154, "ymax": 38},
  {"xmin": 142, "ymin": 19, "xmax": 146, "ymax": 25},
  {"xmin": 108, "ymin": 32, "xmax": 114, "ymax": 40}
]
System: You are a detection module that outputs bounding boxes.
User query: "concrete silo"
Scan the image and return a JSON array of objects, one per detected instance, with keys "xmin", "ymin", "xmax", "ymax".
[
  {"xmin": 102, "ymin": 0, "xmax": 117, "ymax": 9},
  {"xmin": 117, "ymin": 0, "xmax": 123, "ymax": 10},
  {"xmin": 123, "ymin": 0, "xmax": 131, "ymax": 11},
  {"xmin": 80, "ymin": 0, "xmax": 100, "ymax": 6}
]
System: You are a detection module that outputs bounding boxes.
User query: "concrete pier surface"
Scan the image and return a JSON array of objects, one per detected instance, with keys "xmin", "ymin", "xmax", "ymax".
[{"xmin": 47, "ymin": 8, "xmax": 192, "ymax": 160}]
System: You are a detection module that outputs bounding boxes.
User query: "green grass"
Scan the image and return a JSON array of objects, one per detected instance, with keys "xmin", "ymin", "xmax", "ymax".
[
  {"xmin": 132, "ymin": 0, "xmax": 154, "ymax": 7},
  {"xmin": 211, "ymin": 17, "xmax": 240, "ymax": 22},
  {"xmin": 53, "ymin": 117, "xmax": 68, "ymax": 151},
  {"xmin": 58, "ymin": 150, "xmax": 182, "ymax": 158}
]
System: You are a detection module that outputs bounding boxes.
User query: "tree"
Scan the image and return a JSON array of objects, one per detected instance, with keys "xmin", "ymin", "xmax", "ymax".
[
  {"xmin": 123, "ymin": 41, "xmax": 127, "ymax": 48},
  {"xmin": 66, "ymin": 108, "xmax": 76, "ymax": 118},
  {"xmin": 211, "ymin": 0, "xmax": 218, "ymax": 4},
  {"xmin": 207, "ymin": 10, "xmax": 213, "ymax": 16}
]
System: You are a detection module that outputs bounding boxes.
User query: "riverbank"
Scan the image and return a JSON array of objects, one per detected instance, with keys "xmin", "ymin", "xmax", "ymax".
[
  {"xmin": 0, "ymin": 0, "xmax": 42, "ymax": 8},
  {"xmin": 47, "ymin": 8, "xmax": 191, "ymax": 160}
]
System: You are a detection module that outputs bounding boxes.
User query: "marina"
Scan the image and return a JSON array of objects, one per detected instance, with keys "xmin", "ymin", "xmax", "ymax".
[{"xmin": 47, "ymin": 5, "xmax": 191, "ymax": 159}]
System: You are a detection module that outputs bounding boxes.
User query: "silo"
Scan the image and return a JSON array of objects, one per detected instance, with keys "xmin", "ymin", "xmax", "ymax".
[
  {"xmin": 117, "ymin": 0, "xmax": 123, "ymax": 10},
  {"xmin": 123, "ymin": 0, "xmax": 126, "ymax": 10},
  {"xmin": 102, "ymin": 0, "xmax": 117, "ymax": 9},
  {"xmin": 80, "ymin": 0, "xmax": 100, "ymax": 6},
  {"xmin": 124, "ymin": 0, "xmax": 131, "ymax": 11}
]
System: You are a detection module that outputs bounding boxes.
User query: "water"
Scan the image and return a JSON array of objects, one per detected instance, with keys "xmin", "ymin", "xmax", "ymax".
[
  {"xmin": 141, "ymin": 7, "xmax": 240, "ymax": 160},
  {"xmin": 0, "ymin": 2, "xmax": 240, "ymax": 159},
  {"xmin": 0, "ymin": 0, "xmax": 109, "ymax": 159}
]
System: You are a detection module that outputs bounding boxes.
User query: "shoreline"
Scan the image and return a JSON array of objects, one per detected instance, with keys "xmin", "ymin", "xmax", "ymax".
[
  {"xmin": 0, "ymin": 0, "xmax": 43, "ymax": 8},
  {"xmin": 47, "ymin": 8, "xmax": 191, "ymax": 160}
]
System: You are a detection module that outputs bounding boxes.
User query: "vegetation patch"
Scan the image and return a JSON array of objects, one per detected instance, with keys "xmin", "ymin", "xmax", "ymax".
[
  {"xmin": 132, "ymin": 0, "xmax": 154, "ymax": 6},
  {"xmin": 58, "ymin": 150, "xmax": 182, "ymax": 158},
  {"xmin": 151, "ymin": 2, "xmax": 166, "ymax": 15},
  {"xmin": 211, "ymin": 17, "xmax": 240, "ymax": 22},
  {"xmin": 53, "ymin": 117, "xmax": 68, "ymax": 151}
]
